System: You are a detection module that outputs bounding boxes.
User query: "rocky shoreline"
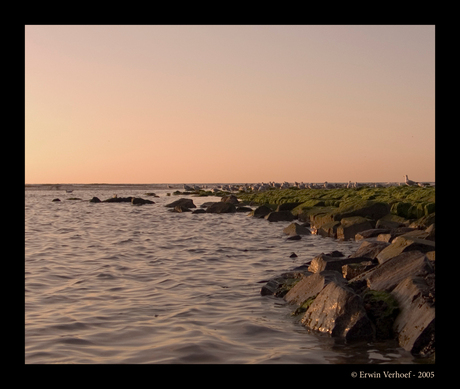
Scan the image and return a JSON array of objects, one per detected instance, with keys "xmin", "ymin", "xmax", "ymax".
[
  {"xmin": 53, "ymin": 184, "xmax": 435, "ymax": 361},
  {"xmin": 236, "ymin": 185, "xmax": 435, "ymax": 361}
]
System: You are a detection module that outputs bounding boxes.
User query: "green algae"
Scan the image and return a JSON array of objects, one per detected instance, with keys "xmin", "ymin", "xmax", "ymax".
[
  {"xmin": 238, "ymin": 186, "xmax": 435, "ymax": 220},
  {"xmin": 291, "ymin": 296, "xmax": 317, "ymax": 316},
  {"xmin": 362, "ymin": 290, "xmax": 400, "ymax": 340}
]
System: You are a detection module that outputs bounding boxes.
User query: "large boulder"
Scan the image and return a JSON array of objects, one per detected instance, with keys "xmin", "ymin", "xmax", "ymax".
[
  {"xmin": 376, "ymin": 236, "xmax": 435, "ymax": 264},
  {"xmin": 165, "ymin": 198, "xmax": 196, "ymax": 209},
  {"xmin": 355, "ymin": 228, "xmax": 390, "ymax": 240},
  {"xmin": 308, "ymin": 253, "xmax": 371, "ymax": 274},
  {"xmin": 376, "ymin": 227, "xmax": 417, "ymax": 243},
  {"xmin": 284, "ymin": 271, "xmax": 344, "ymax": 306},
  {"xmin": 351, "ymin": 250, "xmax": 434, "ymax": 292},
  {"xmin": 265, "ymin": 210, "xmax": 296, "ymax": 222},
  {"xmin": 301, "ymin": 281, "xmax": 374, "ymax": 341},
  {"xmin": 206, "ymin": 202, "xmax": 236, "ymax": 213},
  {"xmin": 315, "ymin": 221, "xmax": 340, "ymax": 238},
  {"xmin": 391, "ymin": 276, "xmax": 435, "ymax": 357},
  {"xmin": 221, "ymin": 195, "xmax": 239, "ymax": 204},
  {"xmin": 337, "ymin": 216, "xmax": 373, "ymax": 241},
  {"xmin": 248, "ymin": 205, "xmax": 272, "ymax": 218},
  {"xmin": 349, "ymin": 240, "xmax": 390, "ymax": 260}
]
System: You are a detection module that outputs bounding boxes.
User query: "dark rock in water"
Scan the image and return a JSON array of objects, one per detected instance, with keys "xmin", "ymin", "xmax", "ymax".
[
  {"xmin": 89, "ymin": 197, "xmax": 101, "ymax": 203},
  {"xmin": 165, "ymin": 198, "xmax": 196, "ymax": 209},
  {"xmin": 355, "ymin": 228, "xmax": 390, "ymax": 240},
  {"xmin": 276, "ymin": 202, "xmax": 302, "ymax": 212},
  {"xmin": 192, "ymin": 208, "xmax": 206, "ymax": 214},
  {"xmin": 103, "ymin": 196, "xmax": 133, "ymax": 203},
  {"xmin": 172, "ymin": 205, "xmax": 191, "ymax": 212},
  {"xmin": 351, "ymin": 250, "xmax": 434, "ymax": 292},
  {"xmin": 349, "ymin": 240, "xmax": 390, "ymax": 260},
  {"xmin": 391, "ymin": 276, "xmax": 435, "ymax": 357},
  {"xmin": 131, "ymin": 197, "xmax": 155, "ymax": 205},
  {"xmin": 289, "ymin": 252, "xmax": 298, "ymax": 258},
  {"xmin": 249, "ymin": 205, "xmax": 272, "ymax": 218},
  {"xmin": 376, "ymin": 236, "xmax": 435, "ymax": 264},
  {"xmin": 337, "ymin": 216, "xmax": 373, "ymax": 241},
  {"xmin": 327, "ymin": 250, "xmax": 345, "ymax": 257},
  {"xmin": 301, "ymin": 281, "xmax": 374, "ymax": 341},
  {"xmin": 265, "ymin": 210, "xmax": 296, "ymax": 222},
  {"xmin": 200, "ymin": 201, "xmax": 216, "ymax": 208},
  {"xmin": 287, "ymin": 234, "xmax": 301, "ymax": 240},
  {"xmin": 316, "ymin": 221, "xmax": 340, "ymax": 238},
  {"xmin": 206, "ymin": 202, "xmax": 236, "ymax": 213},
  {"xmin": 308, "ymin": 253, "xmax": 371, "ymax": 274},
  {"xmin": 235, "ymin": 206, "xmax": 253, "ymax": 213},
  {"xmin": 260, "ymin": 272, "xmax": 305, "ymax": 297},
  {"xmin": 52, "ymin": 198, "xmax": 61, "ymax": 202},
  {"xmin": 283, "ymin": 222, "xmax": 311, "ymax": 236},
  {"xmin": 221, "ymin": 195, "xmax": 239, "ymax": 204},
  {"xmin": 285, "ymin": 271, "xmax": 345, "ymax": 306}
]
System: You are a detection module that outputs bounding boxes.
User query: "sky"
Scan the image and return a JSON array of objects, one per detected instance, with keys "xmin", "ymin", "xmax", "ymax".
[{"xmin": 25, "ymin": 25, "xmax": 435, "ymax": 184}]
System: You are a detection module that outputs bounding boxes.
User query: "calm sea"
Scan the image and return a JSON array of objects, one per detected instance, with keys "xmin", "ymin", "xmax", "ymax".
[{"xmin": 25, "ymin": 184, "xmax": 417, "ymax": 364}]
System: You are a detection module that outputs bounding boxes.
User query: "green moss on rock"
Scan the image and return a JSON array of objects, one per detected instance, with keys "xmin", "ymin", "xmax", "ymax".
[{"xmin": 362, "ymin": 290, "xmax": 400, "ymax": 340}]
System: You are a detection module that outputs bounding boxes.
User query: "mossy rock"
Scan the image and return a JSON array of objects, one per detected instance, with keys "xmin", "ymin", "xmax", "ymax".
[
  {"xmin": 407, "ymin": 203, "xmax": 426, "ymax": 219},
  {"xmin": 362, "ymin": 290, "xmax": 400, "ymax": 340},
  {"xmin": 291, "ymin": 296, "xmax": 317, "ymax": 316},
  {"xmin": 424, "ymin": 202, "xmax": 435, "ymax": 216},
  {"xmin": 391, "ymin": 202, "xmax": 412, "ymax": 218}
]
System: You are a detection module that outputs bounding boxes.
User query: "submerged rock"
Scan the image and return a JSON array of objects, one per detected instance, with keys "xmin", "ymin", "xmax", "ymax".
[
  {"xmin": 165, "ymin": 198, "xmax": 196, "ymax": 209},
  {"xmin": 248, "ymin": 205, "xmax": 272, "ymax": 218},
  {"xmin": 103, "ymin": 196, "xmax": 133, "ymax": 203},
  {"xmin": 131, "ymin": 197, "xmax": 155, "ymax": 205},
  {"xmin": 206, "ymin": 202, "xmax": 236, "ymax": 213},
  {"xmin": 265, "ymin": 210, "xmax": 296, "ymax": 222},
  {"xmin": 283, "ymin": 222, "xmax": 311, "ymax": 236}
]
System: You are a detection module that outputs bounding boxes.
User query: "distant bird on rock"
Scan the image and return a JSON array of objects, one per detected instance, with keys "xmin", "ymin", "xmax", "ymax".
[{"xmin": 404, "ymin": 175, "xmax": 417, "ymax": 186}]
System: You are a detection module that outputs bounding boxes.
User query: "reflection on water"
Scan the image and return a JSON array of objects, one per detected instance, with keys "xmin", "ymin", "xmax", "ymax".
[{"xmin": 25, "ymin": 186, "xmax": 416, "ymax": 364}]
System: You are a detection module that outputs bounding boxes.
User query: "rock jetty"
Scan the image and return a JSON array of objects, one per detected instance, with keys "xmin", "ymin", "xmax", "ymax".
[{"xmin": 237, "ymin": 184, "xmax": 435, "ymax": 360}]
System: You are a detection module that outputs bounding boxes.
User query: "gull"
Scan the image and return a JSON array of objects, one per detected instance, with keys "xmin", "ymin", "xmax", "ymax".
[{"xmin": 404, "ymin": 175, "xmax": 417, "ymax": 186}]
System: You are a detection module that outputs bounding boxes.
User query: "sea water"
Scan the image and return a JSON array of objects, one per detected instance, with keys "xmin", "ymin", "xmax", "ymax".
[{"xmin": 25, "ymin": 184, "xmax": 416, "ymax": 364}]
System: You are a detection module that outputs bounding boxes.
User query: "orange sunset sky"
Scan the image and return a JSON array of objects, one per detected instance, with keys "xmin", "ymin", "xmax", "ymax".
[{"xmin": 25, "ymin": 25, "xmax": 435, "ymax": 185}]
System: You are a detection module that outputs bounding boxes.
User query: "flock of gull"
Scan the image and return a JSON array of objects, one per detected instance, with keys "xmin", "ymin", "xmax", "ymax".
[{"xmin": 183, "ymin": 175, "xmax": 432, "ymax": 193}]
